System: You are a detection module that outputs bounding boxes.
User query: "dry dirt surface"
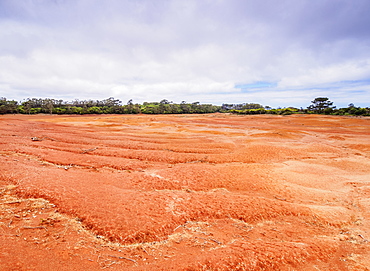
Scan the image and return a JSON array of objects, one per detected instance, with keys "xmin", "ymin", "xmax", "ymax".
[{"xmin": 1, "ymin": 113, "xmax": 370, "ymax": 270}]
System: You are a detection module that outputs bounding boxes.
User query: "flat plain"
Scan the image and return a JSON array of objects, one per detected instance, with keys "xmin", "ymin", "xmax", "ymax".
[{"xmin": 1, "ymin": 113, "xmax": 370, "ymax": 270}]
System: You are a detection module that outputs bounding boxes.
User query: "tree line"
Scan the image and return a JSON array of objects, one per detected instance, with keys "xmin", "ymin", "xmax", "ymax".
[
  {"xmin": 0, "ymin": 96, "xmax": 369, "ymax": 116},
  {"xmin": 227, "ymin": 97, "xmax": 370, "ymax": 116},
  {"xmin": 0, "ymin": 97, "xmax": 220, "ymax": 115}
]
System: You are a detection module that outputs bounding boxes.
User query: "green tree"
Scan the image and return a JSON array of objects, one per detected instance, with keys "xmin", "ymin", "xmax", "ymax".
[
  {"xmin": 348, "ymin": 103, "xmax": 355, "ymax": 108},
  {"xmin": 308, "ymin": 97, "xmax": 335, "ymax": 113},
  {"xmin": 0, "ymin": 98, "xmax": 18, "ymax": 114},
  {"xmin": 180, "ymin": 101, "xmax": 191, "ymax": 113},
  {"xmin": 43, "ymin": 99, "xmax": 54, "ymax": 114},
  {"xmin": 22, "ymin": 101, "xmax": 32, "ymax": 114}
]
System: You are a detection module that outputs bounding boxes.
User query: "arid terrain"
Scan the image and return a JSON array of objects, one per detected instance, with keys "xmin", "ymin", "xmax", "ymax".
[{"xmin": 1, "ymin": 113, "xmax": 370, "ymax": 270}]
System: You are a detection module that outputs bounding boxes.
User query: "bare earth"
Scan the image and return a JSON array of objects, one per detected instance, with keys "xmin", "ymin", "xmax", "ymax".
[{"xmin": 0, "ymin": 113, "xmax": 369, "ymax": 270}]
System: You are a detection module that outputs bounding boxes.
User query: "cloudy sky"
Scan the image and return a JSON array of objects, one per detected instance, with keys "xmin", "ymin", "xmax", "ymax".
[{"xmin": 1, "ymin": 0, "xmax": 370, "ymax": 108}]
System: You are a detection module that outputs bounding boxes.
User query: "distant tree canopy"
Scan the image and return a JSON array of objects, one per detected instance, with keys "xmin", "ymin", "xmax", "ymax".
[
  {"xmin": 0, "ymin": 97, "xmax": 18, "ymax": 114},
  {"xmin": 307, "ymin": 97, "xmax": 336, "ymax": 113},
  {"xmin": 141, "ymin": 101, "xmax": 219, "ymax": 114},
  {"xmin": 0, "ymin": 97, "xmax": 222, "ymax": 115},
  {"xmin": 0, "ymin": 96, "xmax": 369, "ymax": 116},
  {"xmin": 222, "ymin": 97, "xmax": 369, "ymax": 116},
  {"xmin": 221, "ymin": 103, "xmax": 264, "ymax": 111}
]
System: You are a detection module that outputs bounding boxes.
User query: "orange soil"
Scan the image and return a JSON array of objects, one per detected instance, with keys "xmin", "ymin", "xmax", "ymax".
[{"xmin": 0, "ymin": 113, "xmax": 369, "ymax": 270}]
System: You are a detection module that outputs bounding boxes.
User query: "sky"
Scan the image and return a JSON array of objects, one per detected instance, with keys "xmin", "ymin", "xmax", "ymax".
[{"xmin": 1, "ymin": 0, "xmax": 370, "ymax": 108}]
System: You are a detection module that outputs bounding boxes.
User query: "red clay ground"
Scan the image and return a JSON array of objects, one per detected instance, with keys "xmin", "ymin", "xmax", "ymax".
[{"xmin": 0, "ymin": 113, "xmax": 369, "ymax": 270}]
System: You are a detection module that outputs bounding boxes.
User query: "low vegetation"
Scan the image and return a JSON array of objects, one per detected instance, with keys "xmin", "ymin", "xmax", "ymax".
[{"xmin": 0, "ymin": 96, "xmax": 369, "ymax": 116}]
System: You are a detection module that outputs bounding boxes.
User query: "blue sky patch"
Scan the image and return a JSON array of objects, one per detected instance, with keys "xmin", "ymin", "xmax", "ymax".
[{"xmin": 235, "ymin": 82, "xmax": 278, "ymax": 91}]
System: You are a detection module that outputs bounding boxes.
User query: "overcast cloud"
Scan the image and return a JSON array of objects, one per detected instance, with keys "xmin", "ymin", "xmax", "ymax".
[{"xmin": 1, "ymin": 0, "xmax": 370, "ymax": 108}]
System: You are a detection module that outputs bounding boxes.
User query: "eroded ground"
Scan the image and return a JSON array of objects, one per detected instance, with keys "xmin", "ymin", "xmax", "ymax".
[{"xmin": 0, "ymin": 113, "xmax": 370, "ymax": 270}]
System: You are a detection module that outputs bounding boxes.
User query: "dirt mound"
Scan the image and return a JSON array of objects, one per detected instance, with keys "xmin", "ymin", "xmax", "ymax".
[{"xmin": 1, "ymin": 114, "xmax": 370, "ymax": 270}]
